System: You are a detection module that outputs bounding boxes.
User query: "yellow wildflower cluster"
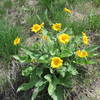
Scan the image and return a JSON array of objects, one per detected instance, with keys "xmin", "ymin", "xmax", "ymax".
[{"xmin": 30, "ymin": 23, "xmax": 90, "ymax": 68}]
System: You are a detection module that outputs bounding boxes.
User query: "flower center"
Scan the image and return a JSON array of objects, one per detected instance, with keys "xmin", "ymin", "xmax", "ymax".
[
  {"xmin": 62, "ymin": 36, "xmax": 67, "ymax": 41},
  {"xmin": 54, "ymin": 59, "xmax": 60, "ymax": 65},
  {"xmin": 34, "ymin": 25, "xmax": 40, "ymax": 30},
  {"xmin": 55, "ymin": 25, "xmax": 60, "ymax": 29}
]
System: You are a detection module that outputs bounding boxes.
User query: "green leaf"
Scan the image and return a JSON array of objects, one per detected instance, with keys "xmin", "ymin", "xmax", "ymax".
[
  {"xmin": 50, "ymin": 86, "xmax": 64, "ymax": 100},
  {"xmin": 60, "ymin": 76, "xmax": 72, "ymax": 88},
  {"xmin": 44, "ymin": 75, "xmax": 56, "ymax": 95},
  {"xmin": 31, "ymin": 88, "xmax": 39, "ymax": 100},
  {"xmin": 45, "ymin": 74, "xmax": 62, "ymax": 100},
  {"xmin": 85, "ymin": 60, "xmax": 96, "ymax": 64},
  {"xmin": 86, "ymin": 45, "xmax": 100, "ymax": 52},
  {"xmin": 48, "ymin": 82, "xmax": 56, "ymax": 96},
  {"xmin": 53, "ymin": 86, "xmax": 64, "ymax": 100},
  {"xmin": 21, "ymin": 48, "xmax": 34, "ymax": 59},
  {"xmin": 31, "ymin": 85, "xmax": 45, "ymax": 100},
  {"xmin": 67, "ymin": 66, "xmax": 78, "ymax": 75},
  {"xmin": 22, "ymin": 66, "xmax": 33, "ymax": 76},
  {"xmin": 88, "ymin": 53, "xmax": 99, "ymax": 57},
  {"xmin": 35, "ymin": 80, "xmax": 46, "ymax": 87},
  {"xmin": 13, "ymin": 55, "xmax": 28, "ymax": 63},
  {"xmin": 44, "ymin": 75, "xmax": 58, "ymax": 95},
  {"xmin": 44, "ymin": 74, "xmax": 52, "ymax": 82},
  {"xmin": 36, "ymin": 67, "xmax": 43, "ymax": 77},
  {"xmin": 60, "ymin": 49, "xmax": 73, "ymax": 58},
  {"xmin": 57, "ymin": 67, "xmax": 67, "ymax": 77},
  {"xmin": 17, "ymin": 81, "xmax": 35, "ymax": 92},
  {"xmin": 39, "ymin": 54, "xmax": 49, "ymax": 63},
  {"xmin": 74, "ymin": 58, "xmax": 88, "ymax": 65},
  {"xmin": 17, "ymin": 69, "xmax": 40, "ymax": 92}
]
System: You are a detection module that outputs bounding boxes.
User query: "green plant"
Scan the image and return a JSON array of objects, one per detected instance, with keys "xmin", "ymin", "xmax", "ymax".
[
  {"xmin": 14, "ymin": 18, "xmax": 99, "ymax": 100},
  {"xmin": 3, "ymin": 0, "xmax": 13, "ymax": 9},
  {"xmin": 38, "ymin": 0, "xmax": 54, "ymax": 10},
  {"xmin": 88, "ymin": 12, "xmax": 100, "ymax": 31},
  {"xmin": 92, "ymin": 0, "xmax": 100, "ymax": 7},
  {"xmin": 0, "ymin": 19, "xmax": 23, "ymax": 61}
]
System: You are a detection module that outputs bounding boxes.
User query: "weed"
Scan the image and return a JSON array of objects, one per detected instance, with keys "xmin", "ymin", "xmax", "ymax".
[{"xmin": 0, "ymin": 19, "xmax": 23, "ymax": 61}]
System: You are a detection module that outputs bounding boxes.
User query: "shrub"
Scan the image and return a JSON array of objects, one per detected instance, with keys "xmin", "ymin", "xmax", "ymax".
[
  {"xmin": 14, "ymin": 16, "xmax": 99, "ymax": 100},
  {"xmin": 0, "ymin": 19, "xmax": 23, "ymax": 61}
]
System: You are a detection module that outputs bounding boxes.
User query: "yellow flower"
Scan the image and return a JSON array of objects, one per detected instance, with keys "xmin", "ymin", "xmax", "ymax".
[
  {"xmin": 42, "ymin": 35, "xmax": 48, "ymax": 40},
  {"xmin": 64, "ymin": 8, "xmax": 72, "ymax": 14},
  {"xmin": 82, "ymin": 32, "xmax": 89, "ymax": 45},
  {"xmin": 14, "ymin": 37, "xmax": 21, "ymax": 45},
  {"xmin": 52, "ymin": 23, "xmax": 61, "ymax": 31},
  {"xmin": 76, "ymin": 50, "xmax": 88, "ymax": 58},
  {"xmin": 31, "ymin": 24, "xmax": 42, "ymax": 33},
  {"xmin": 51, "ymin": 57, "xmax": 63, "ymax": 68},
  {"xmin": 58, "ymin": 33, "xmax": 70, "ymax": 44}
]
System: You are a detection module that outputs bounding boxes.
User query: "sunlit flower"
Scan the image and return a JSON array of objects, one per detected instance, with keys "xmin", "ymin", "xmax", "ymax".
[
  {"xmin": 14, "ymin": 37, "xmax": 21, "ymax": 45},
  {"xmin": 76, "ymin": 50, "xmax": 88, "ymax": 58},
  {"xmin": 51, "ymin": 57, "xmax": 63, "ymax": 68},
  {"xmin": 64, "ymin": 8, "xmax": 72, "ymax": 14},
  {"xmin": 82, "ymin": 32, "xmax": 89, "ymax": 45},
  {"xmin": 42, "ymin": 35, "xmax": 48, "ymax": 40},
  {"xmin": 52, "ymin": 23, "xmax": 61, "ymax": 31},
  {"xmin": 58, "ymin": 33, "xmax": 70, "ymax": 44},
  {"xmin": 31, "ymin": 23, "xmax": 43, "ymax": 33}
]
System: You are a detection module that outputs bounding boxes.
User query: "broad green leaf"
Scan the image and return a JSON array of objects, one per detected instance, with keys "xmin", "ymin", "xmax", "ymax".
[
  {"xmin": 52, "ymin": 86, "xmax": 64, "ymax": 100},
  {"xmin": 48, "ymin": 82, "xmax": 56, "ymax": 96},
  {"xmin": 21, "ymin": 48, "xmax": 34, "ymax": 59},
  {"xmin": 35, "ymin": 80, "xmax": 46, "ymax": 87},
  {"xmin": 22, "ymin": 66, "xmax": 33, "ymax": 76},
  {"xmin": 17, "ymin": 69, "xmax": 40, "ymax": 92},
  {"xmin": 39, "ymin": 55, "xmax": 49, "ymax": 63},
  {"xmin": 17, "ymin": 81, "xmax": 35, "ymax": 92},
  {"xmin": 31, "ymin": 88, "xmax": 39, "ymax": 100},
  {"xmin": 57, "ymin": 67, "xmax": 67, "ymax": 77},
  {"xmin": 60, "ymin": 76, "xmax": 72, "ymax": 88},
  {"xmin": 13, "ymin": 55, "xmax": 28, "ymax": 63},
  {"xmin": 44, "ymin": 74, "xmax": 56, "ymax": 96},
  {"xmin": 36, "ymin": 67, "xmax": 43, "ymax": 77},
  {"xmin": 60, "ymin": 50, "xmax": 73, "ymax": 58},
  {"xmin": 31, "ymin": 85, "xmax": 45, "ymax": 100},
  {"xmin": 44, "ymin": 74, "xmax": 52, "ymax": 82},
  {"xmin": 44, "ymin": 74, "xmax": 59, "ymax": 97},
  {"xmin": 67, "ymin": 66, "xmax": 78, "ymax": 75}
]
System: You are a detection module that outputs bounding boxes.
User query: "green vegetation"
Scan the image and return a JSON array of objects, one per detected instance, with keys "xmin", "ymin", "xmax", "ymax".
[
  {"xmin": 0, "ymin": 19, "xmax": 23, "ymax": 61},
  {"xmin": 0, "ymin": 0, "xmax": 100, "ymax": 100}
]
